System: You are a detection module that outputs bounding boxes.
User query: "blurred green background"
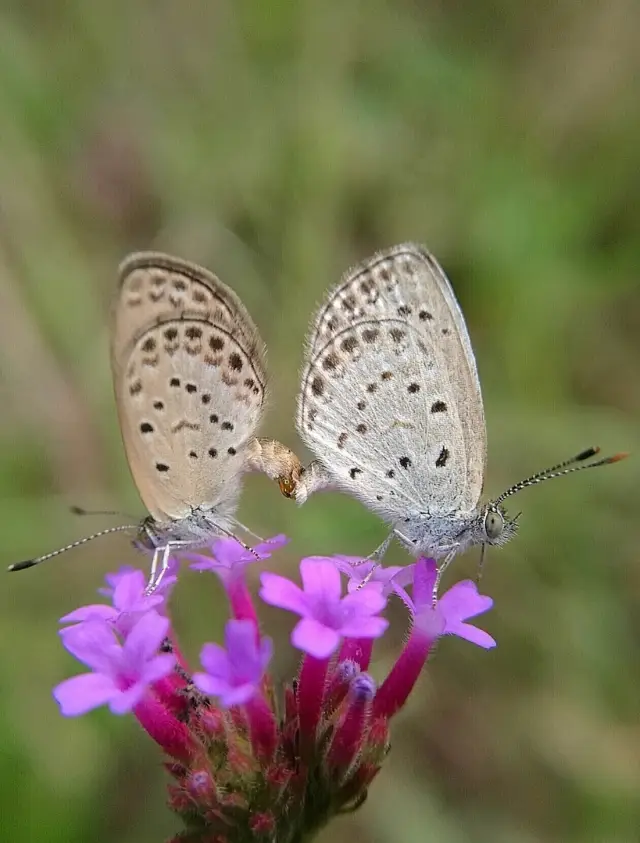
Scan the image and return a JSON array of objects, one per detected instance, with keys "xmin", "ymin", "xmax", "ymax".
[{"xmin": 0, "ymin": 1, "xmax": 638, "ymax": 841}]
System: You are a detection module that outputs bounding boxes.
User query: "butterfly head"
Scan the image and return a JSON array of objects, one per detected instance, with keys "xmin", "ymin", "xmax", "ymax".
[{"xmin": 477, "ymin": 502, "xmax": 519, "ymax": 547}]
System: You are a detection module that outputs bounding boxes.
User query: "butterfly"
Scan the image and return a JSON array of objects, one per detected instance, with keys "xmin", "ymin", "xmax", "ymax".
[
  {"xmin": 292, "ymin": 243, "xmax": 626, "ymax": 588},
  {"xmin": 11, "ymin": 252, "xmax": 302, "ymax": 589}
]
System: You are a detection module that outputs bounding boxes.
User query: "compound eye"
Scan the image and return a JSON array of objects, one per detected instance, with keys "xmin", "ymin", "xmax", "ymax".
[{"xmin": 484, "ymin": 509, "xmax": 504, "ymax": 540}]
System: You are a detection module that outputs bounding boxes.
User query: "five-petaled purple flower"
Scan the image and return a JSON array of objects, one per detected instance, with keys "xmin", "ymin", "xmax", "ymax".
[
  {"xmin": 193, "ymin": 619, "xmax": 272, "ymax": 707},
  {"xmin": 260, "ymin": 557, "xmax": 389, "ymax": 658},
  {"xmin": 54, "ymin": 611, "xmax": 175, "ymax": 716},
  {"xmin": 61, "ymin": 568, "xmax": 172, "ymax": 637}
]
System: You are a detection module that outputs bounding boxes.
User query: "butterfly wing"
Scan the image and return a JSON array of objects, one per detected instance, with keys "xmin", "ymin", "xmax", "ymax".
[
  {"xmin": 298, "ymin": 244, "xmax": 486, "ymax": 515},
  {"xmin": 112, "ymin": 253, "xmax": 266, "ymax": 523}
]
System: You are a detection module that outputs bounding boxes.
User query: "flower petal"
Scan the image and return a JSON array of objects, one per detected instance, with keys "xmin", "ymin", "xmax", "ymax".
[
  {"xmin": 411, "ymin": 558, "xmax": 438, "ymax": 609},
  {"xmin": 340, "ymin": 615, "xmax": 389, "ymax": 639},
  {"xmin": 259, "ymin": 572, "xmax": 307, "ymax": 614},
  {"xmin": 109, "ymin": 682, "xmax": 148, "ymax": 715},
  {"xmin": 53, "ymin": 673, "xmax": 117, "ymax": 716},
  {"xmin": 141, "ymin": 653, "xmax": 176, "ymax": 684},
  {"xmin": 59, "ymin": 622, "xmax": 121, "ymax": 673},
  {"xmin": 299, "ymin": 558, "xmax": 343, "ymax": 601},
  {"xmin": 199, "ymin": 643, "xmax": 230, "ymax": 680},
  {"xmin": 438, "ymin": 580, "xmax": 493, "ymax": 622},
  {"xmin": 341, "ymin": 585, "xmax": 387, "ymax": 616},
  {"xmin": 252, "ymin": 534, "xmax": 289, "ymax": 557},
  {"xmin": 292, "ymin": 617, "xmax": 341, "ymax": 658},
  {"xmin": 445, "ymin": 621, "xmax": 496, "ymax": 649},
  {"xmin": 192, "ymin": 672, "xmax": 231, "ymax": 697},
  {"xmin": 60, "ymin": 605, "xmax": 117, "ymax": 625},
  {"xmin": 224, "ymin": 620, "xmax": 260, "ymax": 674},
  {"xmin": 219, "ymin": 683, "xmax": 257, "ymax": 707},
  {"xmin": 122, "ymin": 612, "xmax": 170, "ymax": 667}
]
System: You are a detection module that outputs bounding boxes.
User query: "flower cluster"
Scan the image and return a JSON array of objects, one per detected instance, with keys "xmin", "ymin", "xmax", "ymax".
[{"xmin": 53, "ymin": 538, "xmax": 495, "ymax": 843}]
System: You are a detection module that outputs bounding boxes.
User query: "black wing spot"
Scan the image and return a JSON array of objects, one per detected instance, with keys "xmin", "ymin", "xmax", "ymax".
[
  {"xmin": 399, "ymin": 456, "xmax": 412, "ymax": 470},
  {"xmin": 366, "ymin": 382, "xmax": 378, "ymax": 393},
  {"xmin": 155, "ymin": 462, "xmax": 170, "ymax": 473},
  {"xmin": 189, "ymin": 450, "xmax": 198, "ymax": 459},
  {"xmin": 129, "ymin": 380, "xmax": 143, "ymax": 396},
  {"xmin": 407, "ymin": 383, "xmax": 420, "ymax": 394},
  {"xmin": 340, "ymin": 335, "xmax": 358, "ymax": 353},
  {"xmin": 381, "ymin": 371, "xmax": 393, "ymax": 381},
  {"xmin": 389, "ymin": 328, "xmax": 406, "ymax": 343},
  {"xmin": 228, "ymin": 352, "xmax": 243, "ymax": 371},
  {"xmin": 311, "ymin": 375, "xmax": 325, "ymax": 397},
  {"xmin": 349, "ymin": 467, "xmax": 362, "ymax": 479},
  {"xmin": 386, "ymin": 469, "xmax": 395, "ymax": 478},
  {"xmin": 431, "ymin": 400, "xmax": 447, "ymax": 413},
  {"xmin": 397, "ymin": 305, "xmax": 412, "ymax": 317},
  {"xmin": 208, "ymin": 448, "xmax": 217, "ymax": 458},
  {"xmin": 322, "ymin": 352, "xmax": 340, "ymax": 371},
  {"xmin": 141, "ymin": 337, "xmax": 156, "ymax": 352},
  {"xmin": 419, "ymin": 310, "xmax": 433, "ymax": 321},
  {"xmin": 164, "ymin": 327, "xmax": 178, "ymax": 341},
  {"xmin": 153, "ymin": 400, "xmax": 164, "ymax": 411},
  {"xmin": 356, "ymin": 400, "xmax": 366, "ymax": 411},
  {"xmin": 227, "ymin": 447, "xmax": 237, "ymax": 456},
  {"xmin": 436, "ymin": 447, "xmax": 450, "ymax": 468},
  {"xmin": 201, "ymin": 393, "xmax": 211, "ymax": 405},
  {"xmin": 185, "ymin": 326, "xmax": 202, "ymax": 340},
  {"xmin": 338, "ymin": 432, "xmax": 348, "ymax": 449},
  {"xmin": 170, "ymin": 377, "xmax": 180, "ymax": 388},
  {"xmin": 209, "ymin": 414, "xmax": 219, "ymax": 424},
  {"xmin": 186, "ymin": 383, "xmax": 197, "ymax": 393},
  {"xmin": 356, "ymin": 423, "xmax": 367, "ymax": 434},
  {"xmin": 442, "ymin": 327, "xmax": 449, "ymax": 336},
  {"xmin": 221, "ymin": 421, "xmax": 234, "ymax": 431},
  {"xmin": 362, "ymin": 328, "xmax": 379, "ymax": 344},
  {"xmin": 209, "ymin": 336, "xmax": 224, "ymax": 352},
  {"xmin": 140, "ymin": 422, "xmax": 154, "ymax": 434}
]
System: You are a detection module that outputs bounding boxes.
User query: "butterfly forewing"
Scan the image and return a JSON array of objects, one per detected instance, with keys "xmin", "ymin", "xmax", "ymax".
[
  {"xmin": 299, "ymin": 244, "xmax": 487, "ymax": 516},
  {"xmin": 112, "ymin": 254, "xmax": 266, "ymax": 523}
]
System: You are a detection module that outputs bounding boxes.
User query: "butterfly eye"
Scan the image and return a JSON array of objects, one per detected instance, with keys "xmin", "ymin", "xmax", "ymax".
[{"xmin": 484, "ymin": 509, "xmax": 504, "ymax": 540}]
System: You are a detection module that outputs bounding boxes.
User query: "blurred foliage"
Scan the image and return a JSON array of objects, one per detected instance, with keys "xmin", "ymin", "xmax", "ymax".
[{"xmin": 0, "ymin": 1, "xmax": 638, "ymax": 841}]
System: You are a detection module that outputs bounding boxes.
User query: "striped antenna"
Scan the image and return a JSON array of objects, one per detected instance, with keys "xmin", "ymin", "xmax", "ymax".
[
  {"xmin": 8, "ymin": 525, "xmax": 138, "ymax": 572},
  {"xmin": 493, "ymin": 447, "xmax": 628, "ymax": 506}
]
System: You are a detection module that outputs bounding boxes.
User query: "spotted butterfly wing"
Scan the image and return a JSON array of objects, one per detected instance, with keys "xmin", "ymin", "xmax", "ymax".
[
  {"xmin": 112, "ymin": 253, "xmax": 266, "ymax": 526},
  {"xmin": 297, "ymin": 244, "xmax": 486, "ymax": 519}
]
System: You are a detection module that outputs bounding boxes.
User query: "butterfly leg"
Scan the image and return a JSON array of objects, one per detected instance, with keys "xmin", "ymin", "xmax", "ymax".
[
  {"xmin": 432, "ymin": 549, "xmax": 457, "ymax": 606},
  {"xmin": 244, "ymin": 437, "xmax": 304, "ymax": 499},
  {"xmin": 145, "ymin": 542, "xmax": 184, "ymax": 594},
  {"xmin": 146, "ymin": 546, "xmax": 161, "ymax": 593},
  {"xmin": 355, "ymin": 532, "xmax": 395, "ymax": 589}
]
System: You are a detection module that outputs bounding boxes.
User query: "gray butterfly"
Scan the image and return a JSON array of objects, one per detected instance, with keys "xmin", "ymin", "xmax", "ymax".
[
  {"xmin": 293, "ymin": 243, "xmax": 625, "ymax": 584},
  {"xmin": 11, "ymin": 253, "xmax": 302, "ymax": 587}
]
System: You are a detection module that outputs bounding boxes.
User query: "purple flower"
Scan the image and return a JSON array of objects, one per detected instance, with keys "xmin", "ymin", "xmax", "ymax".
[
  {"xmin": 331, "ymin": 555, "xmax": 415, "ymax": 609},
  {"xmin": 411, "ymin": 558, "xmax": 496, "ymax": 649},
  {"xmin": 260, "ymin": 558, "xmax": 389, "ymax": 659},
  {"xmin": 54, "ymin": 611, "xmax": 176, "ymax": 716},
  {"xmin": 60, "ymin": 569, "xmax": 169, "ymax": 638},
  {"xmin": 187, "ymin": 535, "xmax": 289, "ymax": 585},
  {"xmin": 193, "ymin": 619, "xmax": 272, "ymax": 707}
]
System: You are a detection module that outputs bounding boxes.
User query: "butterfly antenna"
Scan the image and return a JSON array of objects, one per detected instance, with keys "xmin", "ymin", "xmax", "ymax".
[
  {"xmin": 70, "ymin": 505, "xmax": 138, "ymax": 520},
  {"xmin": 494, "ymin": 447, "xmax": 628, "ymax": 506},
  {"xmin": 8, "ymin": 525, "xmax": 138, "ymax": 572}
]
